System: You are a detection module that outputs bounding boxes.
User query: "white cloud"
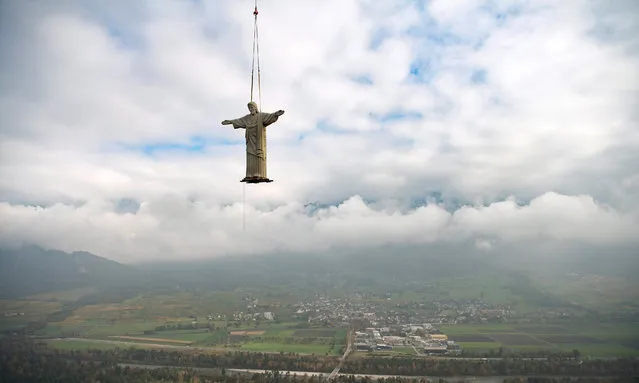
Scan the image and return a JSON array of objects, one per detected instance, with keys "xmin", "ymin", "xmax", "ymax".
[
  {"xmin": 0, "ymin": 192, "xmax": 635, "ymax": 263},
  {"xmin": 0, "ymin": 0, "xmax": 637, "ymax": 263}
]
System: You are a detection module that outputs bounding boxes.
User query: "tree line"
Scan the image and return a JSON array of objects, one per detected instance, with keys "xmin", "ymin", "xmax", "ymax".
[
  {"xmin": 1, "ymin": 352, "xmax": 633, "ymax": 383},
  {"xmin": 341, "ymin": 356, "xmax": 638, "ymax": 377},
  {"xmin": 1, "ymin": 339, "xmax": 637, "ymax": 380}
]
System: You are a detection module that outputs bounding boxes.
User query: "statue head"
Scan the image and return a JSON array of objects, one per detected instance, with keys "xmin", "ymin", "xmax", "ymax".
[{"xmin": 247, "ymin": 101, "xmax": 258, "ymax": 115}]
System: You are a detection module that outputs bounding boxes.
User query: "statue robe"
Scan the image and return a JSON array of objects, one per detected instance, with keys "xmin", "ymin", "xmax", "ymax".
[{"xmin": 227, "ymin": 111, "xmax": 281, "ymax": 181}]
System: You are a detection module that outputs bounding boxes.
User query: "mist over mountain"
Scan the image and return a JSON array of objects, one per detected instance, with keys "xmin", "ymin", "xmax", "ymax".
[
  {"xmin": 4, "ymin": 240, "xmax": 636, "ymax": 297},
  {"xmin": 0, "ymin": 245, "xmax": 147, "ymax": 298},
  {"xmin": 1, "ymin": 242, "xmax": 637, "ymax": 325},
  {"xmin": 487, "ymin": 241, "xmax": 639, "ymax": 280}
]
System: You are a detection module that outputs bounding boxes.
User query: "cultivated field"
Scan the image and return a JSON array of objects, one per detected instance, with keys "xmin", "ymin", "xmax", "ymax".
[
  {"xmin": 225, "ymin": 327, "xmax": 347, "ymax": 355},
  {"xmin": 108, "ymin": 336, "xmax": 193, "ymax": 344},
  {"xmin": 9, "ymin": 288, "xmax": 350, "ymax": 355},
  {"xmin": 531, "ymin": 272, "xmax": 639, "ymax": 314},
  {"xmin": 5, "ymin": 287, "xmax": 638, "ymax": 358},
  {"xmin": 352, "ymin": 346, "xmax": 418, "ymax": 358},
  {"xmin": 27, "ymin": 287, "xmax": 98, "ymax": 303},
  {"xmin": 47, "ymin": 340, "xmax": 127, "ymax": 351},
  {"xmin": 229, "ymin": 330, "xmax": 266, "ymax": 336},
  {"xmin": 0, "ymin": 299, "xmax": 62, "ymax": 331},
  {"xmin": 40, "ymin": 319, "xmax": 347, "ymax": 355},
  {"xmin": 442, "ymin": 323, "xmax": 639, "ymax": 357}
]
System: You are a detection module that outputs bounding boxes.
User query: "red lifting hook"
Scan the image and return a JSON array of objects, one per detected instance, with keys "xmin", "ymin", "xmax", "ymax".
[{"xmin": 253, "ymin": 7, "xmax": 258, "ymax": 16}]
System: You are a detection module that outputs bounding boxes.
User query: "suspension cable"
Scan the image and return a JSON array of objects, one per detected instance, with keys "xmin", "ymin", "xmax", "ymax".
[
  {"xmin": 250, "ymin": 0, "xmax": 261, "ymax": 110},
  {"xmin": 245, "ymin": 0, "xmax": 261, "ymax": 232}
]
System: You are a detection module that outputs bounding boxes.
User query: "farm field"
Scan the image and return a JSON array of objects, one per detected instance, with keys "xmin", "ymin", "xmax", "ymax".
[
  {"xmin": 442, "ymin": 323, "xmax": 639, "ymax": 357},
  {"xmin": 230, "ymin": 327, "xmax": 347, "ymax": 356},
  {"xmin": 530, "ymin": 272, "xmax": 639, "ymax": 314},
  {"xmin": 17, "ymin": 288, "xmax": 275, "ymax": 338},
  {"xmin": 45, "ymin": 338, "xmax": 206, "ymax": 351},
  {"xmin": 350, "ymin": 346, "xmax": 418, "ymax": 358},
  {"xmin": 39, "ymin": 321, "xmax": 348, "ymax": 355},
  {"xmin": 38, "ymin": 318, "xmax": 197, "ymax": 338},
  {"xmin": 106, "ymin": 328, "xmax": 227, "ymax": 345},
  {"xmin": 0, "ymin": 299, "xmax": 62, "ymax": 330},
  {"xmin": 239, "ymin": 343, "xmax": 335, "ymax": 355},
  {"xmin": 45, "ymin": 326, "xmax": 348, "ymax": 355},
  {"xmin": 32, "ymin": 303, "xmax": 344, "ymax": 349},
  {"xmin": 4, "ymin": 285, "xmax": 637, "ymax": 359},
  {"xmin": 32, "ymin": 305, "xmax": 349, "ymax": 355},
  {"xmin": 109, "ymin": 335, "xmax": 194, "ymax": 344},
  {"xmin": 392, "ymin": 347, "xmax": 417, "ymax": 354},
  {"xmin": 46, "ymin": 339, "xmax": 128, "ymax": 351},
  {"xmin": 27, "ymin": 287, "xmax": 98, "ymax": 303},
  {"xmin": 4, "ymin": 288, "xmax": 295, "ymax": 330}
]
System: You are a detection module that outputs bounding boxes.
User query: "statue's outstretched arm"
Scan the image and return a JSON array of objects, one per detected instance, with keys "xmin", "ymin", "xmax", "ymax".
[
  {"xmin": 262, "ymin": 110, "xmax": 285, "ymax": 126},
  {"xmin": 222, "ymin": 117, "xmax": 247, "ymax": 129}
]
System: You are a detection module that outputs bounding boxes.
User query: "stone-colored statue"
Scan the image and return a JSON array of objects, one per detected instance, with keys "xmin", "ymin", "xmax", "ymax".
[{"xmin": 222, "ymin": 102, "xmax": 285, "ymax": 183}]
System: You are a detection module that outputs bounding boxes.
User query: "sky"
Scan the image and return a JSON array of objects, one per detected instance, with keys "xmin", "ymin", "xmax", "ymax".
[{"xmin": 0, "ymin": 0, "xmax": 638, "ymax": 263}]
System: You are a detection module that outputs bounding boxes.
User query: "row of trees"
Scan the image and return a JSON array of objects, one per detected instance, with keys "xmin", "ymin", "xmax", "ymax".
[
  {"xmin": 0, "ymin": 356, "xmax": 198, "ymax": 383},
  {"xmin": 2, "ymin": 340, "xmax": 338, "ymax": 373},
  {"xmin": 341, "ymin": 357, "xmax": 639, "ymax": 377},
  {"xmin": 460, "ymin": 348, "xmax": 581, "ymax": 359},
  {"xmin": 0, "ymin": 347, "xmax": 634, "ymax": 383},
  {"xmin": 1, "ymin": 340, "xmax": 637, "ymax": 379}
]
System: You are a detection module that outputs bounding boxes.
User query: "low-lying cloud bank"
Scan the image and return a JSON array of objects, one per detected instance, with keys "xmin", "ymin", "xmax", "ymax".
[{"xmin": 1, "ymin": 191, "xmax": 636, "ymax": 263}]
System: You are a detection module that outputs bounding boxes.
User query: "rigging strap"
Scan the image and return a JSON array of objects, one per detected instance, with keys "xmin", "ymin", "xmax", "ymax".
[
  {"xmin": 245, "ymin": 0, "xmax": 261, "ymax": 231},
  {"xmin": 250, "ymin": 0, "xmax": 261, "ymax": 110}
]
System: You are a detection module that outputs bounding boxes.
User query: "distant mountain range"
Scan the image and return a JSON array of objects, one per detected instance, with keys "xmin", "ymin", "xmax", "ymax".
[
  {"xmin": 0, "ymin": 243, "xmax": 493, "ymax": 298},
  {"xmin": 1, "ymin": 242, "xmax": 636, "ymax": 301},
  {"xmin": 0, "ymin": 245, "xmax": 147, "ymax": 298}
]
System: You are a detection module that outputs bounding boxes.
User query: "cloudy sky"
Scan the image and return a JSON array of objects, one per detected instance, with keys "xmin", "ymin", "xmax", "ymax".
[{"xmin": 1, "ymin": 0, "xmax": 638, "ymax": 263}]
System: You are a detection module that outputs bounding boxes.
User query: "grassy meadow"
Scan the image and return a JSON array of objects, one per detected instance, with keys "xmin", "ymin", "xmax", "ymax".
[
  {"xmin": 1, "ymin": 287, "xmax": 348, "ymax": 355},
  {"xmin": 441, "ymin": 323, "xmax": 639, "ymax": 357}
]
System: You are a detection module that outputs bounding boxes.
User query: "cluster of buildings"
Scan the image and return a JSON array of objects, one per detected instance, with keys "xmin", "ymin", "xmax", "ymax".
[
  {"xmin": 293, "ymin": 295, "xmax": 512, "ymax": 328},
  {"xmin": 207, "ymin": 313, "xmax": 227, "ymax": 321},
  {"xmin": 3, "ymin": 312, "xmax": 25, "ymax": 317},
  {"xmin": 428, "ymin": 300, "xmax": 512, "ymax": 324},
  {"xmin": 293, "ymin": 296, "xmax": 438, "ymax": 327},
  {"xmin": 293, "ymin": 295, "xmax": 375, "ymax": 326},
  {"xmin": 290, "ymin": 295, "xmax": 474, "ymax": 355},
  {"xmin": 226, "ymin": 311, "xmax": 275, "ymax": 322},
  {"xmin": 211, "ymin": 295, "xmax": 277, "ymax": 323},
  {"xmin": 353, "ymin": 325, "xmax": 462, "ymax": 356},
  {"xmin": 203, "ymin": 311, "xmax": 275, "ymax": 323}
]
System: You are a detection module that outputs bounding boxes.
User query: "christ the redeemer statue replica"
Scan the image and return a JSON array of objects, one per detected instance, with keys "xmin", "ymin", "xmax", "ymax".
[{"xmin": 222, "ymin": 101, "xmax": 285, "ymax": 183}]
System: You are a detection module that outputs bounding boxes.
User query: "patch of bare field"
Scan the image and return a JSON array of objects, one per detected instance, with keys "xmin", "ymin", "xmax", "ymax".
[
  {"xmin": 229, "ymin": 330, "xmax": 266, "ymax": 336},
  {"xmin": 108, "ymin": 336, "xmax": 192, "ymax": 344},
  {"xmin": 72, "ymin": 305, "xmax": 113, "ymax": 316},
  {"xmin": 58, "ymin": 316, "xmax": 86, "ymax": 325},
  {"xmin": 95, "ymin": 305, "xmax": 143, "ymax": 312},
  {"xmin": 0, "ymin": 299, "xmax": 60, "ymax": 314},
  {"xmin": 158, "ymin": 304, "xmax": 190, "ymax": 310},
  {"xmin": 152, "ymin": 316, "xmax": 183, "ymax": 322}
]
